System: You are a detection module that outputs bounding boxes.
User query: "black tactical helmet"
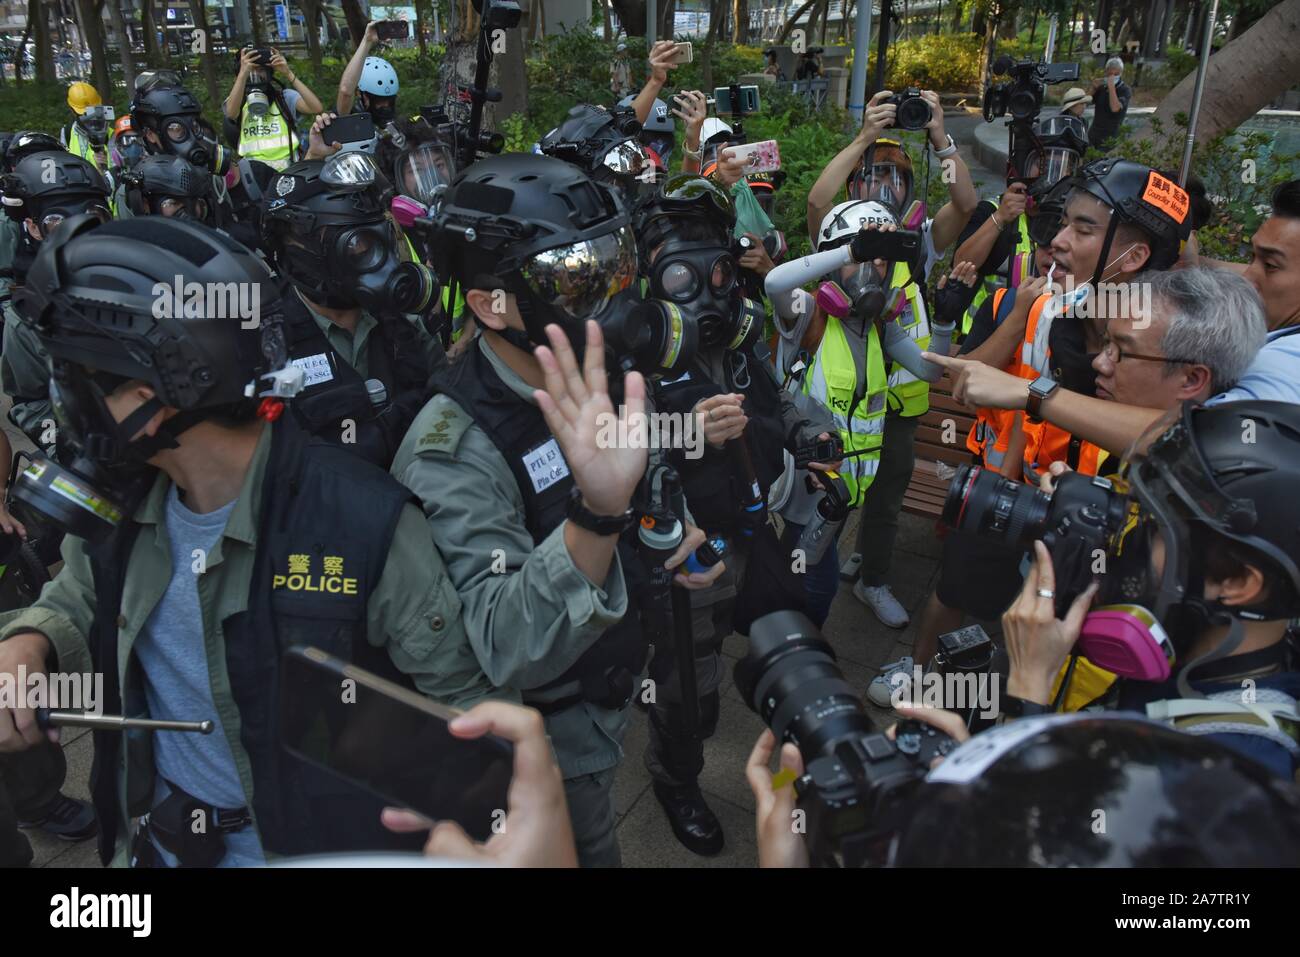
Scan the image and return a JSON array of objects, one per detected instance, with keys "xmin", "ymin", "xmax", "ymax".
[
  {"xmin": 633, "ymin": 173, "xmax": 736, "ymax": 258},
  {"xmin": 1129, "ymin": 400, "xmax": 1300, "ymax": 621},
  {"xmin": 892, "ymin": 714, "xmax": 1300, "ymax": 866},
  {"xmin": 14, "ymin": 214, "xmax": 291, "ymax": 414},
  {"xmin": 539, "ymin": 104, "xmax": 650, "ymax": 188},
  {"xmin": 2, "ymin": 151, "xmax": 110, "ymax": 228},
  {"xmin": 122, "ymin": 154, "xmax": 213, "ymax": 222},
  {"xmin": 2, "ymin": 131, "xmax": 66, "ymax": 172}
]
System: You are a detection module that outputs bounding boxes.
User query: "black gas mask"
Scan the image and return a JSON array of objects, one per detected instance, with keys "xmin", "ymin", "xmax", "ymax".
[
  {"xmin": 362, "ymin": 94, "xmax": 397, "ymax": 126},
  {"xmin": 647, "ymin": 238, "xmax": 763, "ymax": 353},
  {"xmin": 8, "ymin": 363, "xmax": 172, "ymax": 542},
  {"xmin": 283, "ymin": 219, "xmax": 436, "ymax": 314},
  {"xmin": 159, "ymin": 114, "xmax": 220, "ymax": 171}
]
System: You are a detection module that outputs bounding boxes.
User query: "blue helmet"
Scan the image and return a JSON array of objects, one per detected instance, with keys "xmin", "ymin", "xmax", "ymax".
[{"xmin": 358, "ymin": 57, "xmax": 400, "ymax": 97}]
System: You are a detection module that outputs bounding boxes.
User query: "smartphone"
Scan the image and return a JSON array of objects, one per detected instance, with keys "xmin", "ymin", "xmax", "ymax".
[
  {"xmin": 322, "ymin": 112, "xmax": 377, "ymax": 146},
  {"xmin": 725, "ymin": 138, "xmax": 780, "ymax": 173},
  {"xmin": 279, "ymin": 646, "xmax": 514, "ymax": 842},
  {"xmin": 376, "ymin": 20, "xmax": 409, "ymax": 41},
  {"xmin": 670, "ymin": 41, "xmax": 693, "ymax": 64},
  {"xmin": 713, "ymin": 85, "xmax": 761, "ymax": 115},
  {"xmin": 850, "ymin": 228, "xmax": 922, "ymax": 265}
]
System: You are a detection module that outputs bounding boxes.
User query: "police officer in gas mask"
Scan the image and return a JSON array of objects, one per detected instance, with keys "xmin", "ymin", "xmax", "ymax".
[
  {"xmin": 121, "ymin": 154, "xmax": 217, "ymax": 226},
  {"xmin": 635, "ymin": 174, "xmax": 831, "ymax": 855},
  {"xmin": 261, "ymin": 153, "xmax": 443, "ymax": 469},
  {"xmin": 129, "ymin": 72, "xmax": 278, "ymax": 249},
  {"xmin": 539, "ymin": 104, "xmax": 661, "ymax": 204},
  {"xmin": 392, "ymin": 153, "xmax": 724, "ymax": 867},
  {"xmin": 0, "ymin": 214, "xmax": 488, "ymax": 868},
  {"xmin": 1, "ymin": 149, "xmax": 112, "ymax": 455}
]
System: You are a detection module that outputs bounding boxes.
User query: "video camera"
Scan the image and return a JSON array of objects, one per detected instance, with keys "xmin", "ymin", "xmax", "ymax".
[
  {"xmin": 982, "ymin": 57, "xmax": 1080, "ymax": 124},
  {"xmin": 735, "ymin": 610, "xmax": 957, "ymax": 867}
]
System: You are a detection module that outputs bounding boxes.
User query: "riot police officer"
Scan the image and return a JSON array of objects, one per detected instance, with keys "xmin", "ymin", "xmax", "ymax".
[
  {"xmin": 0, "ymin": 214, "xmax": 490, "ymax": 867},
  {"xmin": 261, "ymin": 154, "xmax": 443, "ymax": 468},
  {"xmin": 393, "ymin": 153, "xmax": 723, "ymax": 866}
]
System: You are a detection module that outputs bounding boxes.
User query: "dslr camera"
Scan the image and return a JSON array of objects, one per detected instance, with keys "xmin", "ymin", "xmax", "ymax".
[
  {"xmin": 886, "ymin": 88, "xmax": 932, "ymax": 132},
  {"xmin": 943, "ymin": 464, "xmax": 1131, "ymax": 615},
  {"xmin": 983, "ymin": 57, "xmax": 1081, "ymax": 124},
  {"xmin": 735, "ymin": 610, "xmax": 957, "ymax": 867}
]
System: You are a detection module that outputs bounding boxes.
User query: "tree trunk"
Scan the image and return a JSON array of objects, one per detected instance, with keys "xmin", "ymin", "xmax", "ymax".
[
  {"xmin": 732, "ymin": 0, "xmax": 743, "ymax": 43},
  {"xmin": 1143, "ymin": 0, "xmax": 1300, "ymax": 146},
  {"xmin": 701, "ymin": 0, "xmax": 724, "ymax": 90},
  {"xmin": 31, "ymin": 0, "xmax": 56, "ymax": 83},
  {"xmin": 192, "ymin": 0, "xmax": 219, "ymax": 105},
  {"xmin": 497, "ymin": 26, "xmax": 527, "ymax": 120},
  {"xmin": 977, "ymin": 3, "xmax": 1001, "ymax": 90},
  {"xmin": 73, "ymin": 0, "xmax": 112, "ymax": 92},
  {"xmin": 249, "ymin": 0, "xmax": 265, "ymax": 45},
  {"xmin": 140, "ymin": 0, "xmax": 162, "ymax": 66},
  {"xmin": 950, "ymin": 0, "xmax": 963, "ymax": 32},
  {"xmin": 602, "ymin": 0, "xmax": 612, "ymax": 39},
  {"xmin": 299, "ymin": 0, "xmax": 323, "ymax": 69},
  {"xmin": 609, "ymin": 0, "xmax": 646, "ymax": 34},
  {"xmin": 414, "ymin": 0, "xmax": 430, "ymax": 54},
  {"xmin": 105, "ymin": 0, "xmax": 135, "ymax": 90},
  {"xmin": 777, "ymin": 0, "xmax": 814, "ymax": 41},
  {"xmin": 340, "ymin": 0, "xmax": 367, "ymax": 45}
]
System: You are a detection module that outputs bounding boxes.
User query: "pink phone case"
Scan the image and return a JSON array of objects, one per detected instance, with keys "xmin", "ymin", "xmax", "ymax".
[{"xmin": 732, "ymin": 140, "xmax": 780, "ymax": 173}]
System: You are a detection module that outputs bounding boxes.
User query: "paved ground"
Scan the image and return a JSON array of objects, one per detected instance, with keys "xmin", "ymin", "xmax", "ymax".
[{"xmin": 17, "ymin": 112, "xmax": 1007, "ymax": 869}]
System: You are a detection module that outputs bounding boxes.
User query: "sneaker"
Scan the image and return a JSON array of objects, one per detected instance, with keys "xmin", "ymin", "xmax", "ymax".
[
  {"xmin": 839, "ymin": 552, "xmax": 862, "ymax": 582},
  {"xmin": 854, "ymin": 581, "xmax": 910, "ymax": 628},
  {"xmin": 17, "ymin": 793, "xmax": 98, "ymax": 842},
  {"xmin": 867, "ymin": 655, "xmax": 914, "ymax": 708}
]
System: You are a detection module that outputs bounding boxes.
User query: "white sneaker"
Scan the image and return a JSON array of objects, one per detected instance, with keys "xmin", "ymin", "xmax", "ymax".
[
  {"xmin": 854, "ymin": 581, "xmax": 910, "ymax": 628},
  {"xmin": 867, "ymin": 655, "xmax": 914, "ymax": 708},
  {"xmin": 839, "ymin": 552, "xmax": 862, "ymax": 582}
]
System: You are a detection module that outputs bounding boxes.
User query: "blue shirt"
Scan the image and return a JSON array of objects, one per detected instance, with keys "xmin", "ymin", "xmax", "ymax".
[{"xmin": 1207, "ymin": 326, "xmax": 1300, "ymax": 406}]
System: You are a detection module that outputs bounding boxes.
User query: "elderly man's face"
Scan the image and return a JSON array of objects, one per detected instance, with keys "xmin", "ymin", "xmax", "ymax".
[{"xmin": 1092, "ymin": 304, "xmax": 1210, "ymax": 408}]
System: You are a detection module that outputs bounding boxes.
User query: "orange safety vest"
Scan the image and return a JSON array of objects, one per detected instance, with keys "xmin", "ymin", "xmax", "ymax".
[
  {"xmin": 964, "ymin": 287, "xmax": 1021, "ymax": 474},
  {"xmin": 1010, "ymin": 293, "xmax": 1103, "ymax": 481}
]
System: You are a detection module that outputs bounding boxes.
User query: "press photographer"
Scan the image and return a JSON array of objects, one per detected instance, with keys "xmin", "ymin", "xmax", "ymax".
[{"xmin": 223, "ymin": 45, "xmax": 323, "ymax": 172}]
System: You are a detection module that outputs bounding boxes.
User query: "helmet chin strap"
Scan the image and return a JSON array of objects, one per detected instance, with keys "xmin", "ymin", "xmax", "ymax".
[{"xmin": 1174, "ymin": 600, "xmax": 1249, "ymax": 700}]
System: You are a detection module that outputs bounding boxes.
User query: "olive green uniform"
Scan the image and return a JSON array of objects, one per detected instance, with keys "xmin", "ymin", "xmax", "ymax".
[
  {"xmin": 0, "ymin": 422, "xmax": 496, "ymax": 865},
  {"xmin": 390, "ymin": 336, "xmax": 632, "ymax": 867},
  {"xmin": 2, "ymin": 302, "xmax": 54, "ymax": 449}
]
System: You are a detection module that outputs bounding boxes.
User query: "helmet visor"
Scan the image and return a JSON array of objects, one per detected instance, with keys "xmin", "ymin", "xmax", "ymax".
[
  {"xmin": 602, "ymin": 140, "xmax": 650, "ymax": 178},
  {"xmin": 521, "ymin": 225, "xmax": 638, "ymax": 322}
]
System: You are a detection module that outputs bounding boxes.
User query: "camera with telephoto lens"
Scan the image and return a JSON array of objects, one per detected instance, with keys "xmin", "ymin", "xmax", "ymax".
[
  {"xmin": 886, "ymin": 88, "xmax": 932, "ymax": 132},
  {"xmin": 943, "ymin": 464, "xmax": 1130, "ymax": 616},
  {"xmin": 734, "ymin": 610, "xmax": 957, "ymax": 867},
  {"xmin": 982, "ymin": 57, "xmax": 1081, "ymax": 124}
]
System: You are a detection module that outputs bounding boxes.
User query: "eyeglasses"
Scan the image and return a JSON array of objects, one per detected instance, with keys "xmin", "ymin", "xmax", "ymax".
[{"xmin": 1100, "ymin": 336, "xmax": 1198, "ymax": 366}]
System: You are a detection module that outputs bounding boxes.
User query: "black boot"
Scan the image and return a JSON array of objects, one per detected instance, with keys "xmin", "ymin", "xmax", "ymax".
[{"xmin": 652, "ymin": 782, "xmax": 724, "ymax": 857}]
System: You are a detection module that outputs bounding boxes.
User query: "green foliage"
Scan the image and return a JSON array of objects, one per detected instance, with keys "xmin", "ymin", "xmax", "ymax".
[
  {"xmin": 856, "ymin": 32, "xmax": 1060, "ymax": 93},
  {"xmin": 1087, "ymin": 115, "xmax": 1299, "ymax": 261}
]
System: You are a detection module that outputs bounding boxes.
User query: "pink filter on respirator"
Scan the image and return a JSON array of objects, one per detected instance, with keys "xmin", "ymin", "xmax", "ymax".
[
  {"xmin": 1076, "ymin": 604, "xmax": 1174, "ymax": 682},
  {"xmin": 816, "ymin": 282, "xmax": 852, "ymax": 318},
  {"xmin": 390, "ymin": 195, "xmax": 429, "ymax": 230},
  {"xmin": 898, "ymin": 199, "xmax": 926, "ymax": 232}
]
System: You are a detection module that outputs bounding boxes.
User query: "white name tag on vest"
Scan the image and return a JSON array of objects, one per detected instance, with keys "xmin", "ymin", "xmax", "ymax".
[
  {"xmin": 522, "ymin": 438, "xmax": 570, "ymax": 493},
  {"xmin": 292, "ymin": 353, "xmax": 334, "ymax": 387}
]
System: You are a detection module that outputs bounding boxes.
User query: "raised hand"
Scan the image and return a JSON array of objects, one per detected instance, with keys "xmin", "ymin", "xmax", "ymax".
[{"xmin": 533, "ymin": 321, "xmax": 647, "ymax": 518}]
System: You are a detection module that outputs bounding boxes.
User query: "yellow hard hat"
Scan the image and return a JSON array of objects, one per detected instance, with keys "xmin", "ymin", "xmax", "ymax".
[{"xmin": 67, "ymin": 81, "xmax": 102, "ymax": 114}]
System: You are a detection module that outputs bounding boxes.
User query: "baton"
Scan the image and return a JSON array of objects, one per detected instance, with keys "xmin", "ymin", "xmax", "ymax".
[{"xmin": 36, "ymin": 708, "xmax": 214, "ymax": 734}]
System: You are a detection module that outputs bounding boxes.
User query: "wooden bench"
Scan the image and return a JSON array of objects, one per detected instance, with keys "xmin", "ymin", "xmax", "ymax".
[{"xmin": 903, "ymin": 370, "xmax": 977, "ymax": 519}]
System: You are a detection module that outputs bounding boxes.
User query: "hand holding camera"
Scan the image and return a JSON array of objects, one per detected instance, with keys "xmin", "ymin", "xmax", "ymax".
[
  {"xmin": 858, "ymin": 89, "xmax": 898, "ymax": 144},
  {"xmin": 1002, "ymin": 541, "xmax": 1100, "ymax": 705}
]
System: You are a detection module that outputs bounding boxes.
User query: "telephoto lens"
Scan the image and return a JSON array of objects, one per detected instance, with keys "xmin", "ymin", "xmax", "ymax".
[
  {"xmin": 942, "ymin": 464, "xmax": 1132, "ymax": 612},
  {"xmin": 734, "ymin": 610, "xmax": 955, "ymax": 866}
]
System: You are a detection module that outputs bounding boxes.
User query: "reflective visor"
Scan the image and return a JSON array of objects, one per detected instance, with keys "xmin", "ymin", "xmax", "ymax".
[
  {"xmin": 521, "ymin": 225, "xmax": 638, "ymax": 322},
  {"xmin": 602, "ymin": 140, "xmax": 650, "ymax": 177}
]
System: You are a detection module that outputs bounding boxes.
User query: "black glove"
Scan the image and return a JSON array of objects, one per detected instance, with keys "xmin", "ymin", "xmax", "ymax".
[{"xmin": 932, "ymin": 274, "xmax": 981, "ymax": 328}]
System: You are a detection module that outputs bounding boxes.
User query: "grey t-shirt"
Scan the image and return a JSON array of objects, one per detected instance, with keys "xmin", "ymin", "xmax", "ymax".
[{"xmin": 134, "ymin": 484, "xmax": 266, "ymax": 867}]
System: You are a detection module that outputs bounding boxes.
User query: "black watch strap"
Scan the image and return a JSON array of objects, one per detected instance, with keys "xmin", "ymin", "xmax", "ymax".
[
  {"xmin": 1002, "ymin": 694, "xmax": 1052, "ymax": 718},
  {"xmin": 565, "ymin": 487, "xmax": 636, "ymax": 536}
]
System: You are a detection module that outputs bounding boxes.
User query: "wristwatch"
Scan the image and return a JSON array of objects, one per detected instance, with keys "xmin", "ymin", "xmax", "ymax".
[
  {"xmin": 565, "ymin": 487, "xmax": 636, "ymax": 536},
  {"xmin": 933, "ymin": 133, "xmax": 958, "ymax": 159},
  {"xmin": 1025, "ymin": 375, "xmax": 1059, "ymax": 423},
  {"xmin": 1001, "ymin": 694, "xmax": 1052, "ymax": 718}
]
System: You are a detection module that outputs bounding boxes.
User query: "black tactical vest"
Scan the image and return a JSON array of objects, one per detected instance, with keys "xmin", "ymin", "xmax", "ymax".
[
  {"xmin": 653, "ymin": 348, "xmax": 787, "ymax": 534},
  {"xmin": 86, "ymin": 415, "xmax": 423, "ymax": 863},
  {"xmin": 429, "ymin": 343, "xmax": 649, "ymax": 709},
  {"xmin": 284, "ymin": 297, "xmax": 442, "ymax": 469}
]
